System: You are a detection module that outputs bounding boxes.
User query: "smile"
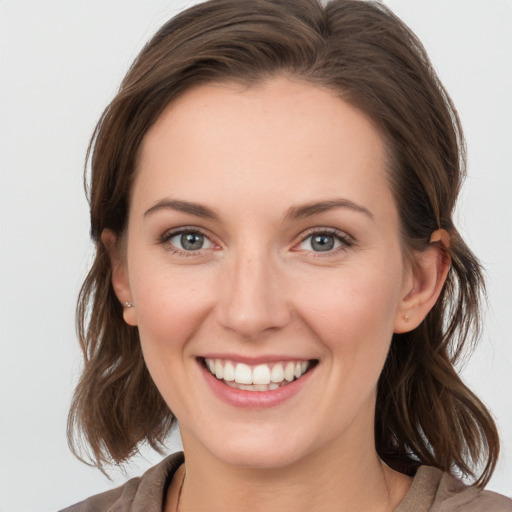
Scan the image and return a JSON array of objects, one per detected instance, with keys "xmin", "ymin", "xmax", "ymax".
[{"xmin": 202, "ymin": 358, "xmax": 314, "ymax": 392}]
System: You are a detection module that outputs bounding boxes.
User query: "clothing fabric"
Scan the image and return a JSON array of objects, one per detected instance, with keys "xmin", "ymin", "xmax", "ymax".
[{"xmin": 61, "ymin": 452, "xmax": 512, "ymax": 512}]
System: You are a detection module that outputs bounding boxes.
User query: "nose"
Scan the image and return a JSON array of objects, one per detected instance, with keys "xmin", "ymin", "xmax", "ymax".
[{"xmin": 216, "ymin": 248, "xmax": 292, "ymax": 340}]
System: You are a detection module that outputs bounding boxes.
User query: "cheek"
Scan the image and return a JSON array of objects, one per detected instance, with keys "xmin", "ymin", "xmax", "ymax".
[
  {"xmin": 295, "ymin": 263, "xmax": 403, "ymax": 360},
  {"xmin": 129, "ymin": 260, "xmax": 217, "ymax": 360},
  {"xmin": 128, "ymin": 264, "xmax": 219, "ymax": 416},
  {"xmin": 294, "ymin": 266, "xmax": 404, "ymax": 427}
]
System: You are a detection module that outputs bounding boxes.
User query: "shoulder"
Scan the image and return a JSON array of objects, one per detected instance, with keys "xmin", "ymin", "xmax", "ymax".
[
  {"xmin": 432, "ymin": 469, "xmax": 512, "ymax": 512},
  {"xmin": 59, "ymin": 452, "xmax": 184, "ymax": 512},
  {"xmin": 396, "ymin": 466, "xmax": 512, "ymax": 512}
]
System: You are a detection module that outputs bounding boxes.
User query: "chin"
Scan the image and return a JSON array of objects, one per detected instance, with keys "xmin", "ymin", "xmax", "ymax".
[
  {"xmin": 214, "ymin": 444, "xmax": 307, "ymax": 470},
  {"xmin": 191, "ymin": 425, "xmax": 319, "ymax": 470}
]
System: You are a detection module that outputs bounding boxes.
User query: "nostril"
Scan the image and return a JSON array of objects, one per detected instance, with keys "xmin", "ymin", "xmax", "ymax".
[{"xmin": 215, "ymin": 264, "xmax": 291, "ymax": 338}]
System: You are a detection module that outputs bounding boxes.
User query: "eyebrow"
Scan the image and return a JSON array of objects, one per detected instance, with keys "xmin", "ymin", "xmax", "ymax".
[
  {"xmin": 284, "ymin": 199, "xmax": 374, "ymax": 221},
  {"xmin": 143, "ymin": 197, "xmax": 373, "ymax": 222},
  {"xmin": 144, "ymin": 199, "xmax": 220, "ymax": 221}
]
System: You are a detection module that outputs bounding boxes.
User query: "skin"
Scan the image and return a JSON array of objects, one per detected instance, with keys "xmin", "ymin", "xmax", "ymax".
[{"xmin": 105, "ymin": 77, "xmax": 449, "ymax": 512}]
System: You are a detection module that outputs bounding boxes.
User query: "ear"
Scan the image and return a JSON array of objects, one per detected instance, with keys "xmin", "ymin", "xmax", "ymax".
[
  {"xmin": 393, "ymin": 232, "xmax": 451, "ymax": 333},
  {"xmin": 101, "ymin": 229, "xmax": 137, "ymax": 327}
]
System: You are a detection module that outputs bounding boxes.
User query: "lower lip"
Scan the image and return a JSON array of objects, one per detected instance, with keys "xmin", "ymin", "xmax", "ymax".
[{"xmin": 199, "ymin": 361, "xmax": 315, "ymax": 409}]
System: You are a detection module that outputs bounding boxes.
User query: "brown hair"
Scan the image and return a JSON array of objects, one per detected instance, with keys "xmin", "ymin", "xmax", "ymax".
[{"xmin": 68, "ymin": 0, "xmax": 499, "ymax": 484}]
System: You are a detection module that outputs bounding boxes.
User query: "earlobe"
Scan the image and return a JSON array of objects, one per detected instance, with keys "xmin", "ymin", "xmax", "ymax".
[
  {"xmin": 394, "ymin": 232, "xmax": 451, "ymax": 333},
  {"xmin": 101, "ymin": 229, "xmax": 138, "ymax": 327}
]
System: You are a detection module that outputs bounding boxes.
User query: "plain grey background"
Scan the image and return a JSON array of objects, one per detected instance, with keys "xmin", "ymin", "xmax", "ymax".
[{"xmin": 0, "ymin": 1, "xmax": 511, "ymax": 510}]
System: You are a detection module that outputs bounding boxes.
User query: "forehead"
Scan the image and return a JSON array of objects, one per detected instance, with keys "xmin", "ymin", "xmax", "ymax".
[{"xmin": 133, "ymin": 78, "xmax": 394, "ymax": 220}]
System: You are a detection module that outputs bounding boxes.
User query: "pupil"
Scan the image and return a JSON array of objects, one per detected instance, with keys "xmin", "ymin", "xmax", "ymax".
[
  {"xmin": 181, "ymin": 232, "xmax": 203, "ymax": 250},
  {"xmin": 312, "ymin": 234, "xmax": 334, "ymax": 251}
]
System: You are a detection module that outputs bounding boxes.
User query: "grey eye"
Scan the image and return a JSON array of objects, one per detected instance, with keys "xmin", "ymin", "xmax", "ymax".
[
  {"xmin": 297, "ymin": 232, "xmax": 345, "ymax": 252},
  {"xmin": 311, "ymin": 234, "xmax": 335, "ymax": 251},
  {"xmin": 169, "ymin": 231, "xmax": 212, "ymax": 251},
  {"xmin": 181, "ymin": 232, "xmax": 204, "ymax": 250}
]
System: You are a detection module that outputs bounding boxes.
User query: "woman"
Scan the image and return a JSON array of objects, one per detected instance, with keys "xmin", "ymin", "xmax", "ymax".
[{"xmin": 63, "ymin": 0, "xmax": 512, "ymax": 510}]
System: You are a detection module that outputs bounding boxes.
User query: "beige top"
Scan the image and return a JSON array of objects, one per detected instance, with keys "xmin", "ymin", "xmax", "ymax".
[{"xmin": 61, "ymin": 452, "xmax": 512, "ymax": 512}]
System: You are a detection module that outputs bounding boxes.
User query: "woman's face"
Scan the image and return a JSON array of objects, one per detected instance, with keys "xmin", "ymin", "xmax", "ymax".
[{"xmin": 116, "ymin": 78, "xmax": 415, "ymax": 468}]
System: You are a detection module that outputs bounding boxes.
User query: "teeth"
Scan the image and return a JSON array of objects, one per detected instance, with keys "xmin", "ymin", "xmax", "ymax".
[
  {"xmin": 204, "ymin": 358, "xmax": 311, "ymax": 390},
  {"xmin": 284, "ymin": 362, "xmax": 295, "ymax": 382},
  {"xmin": 253, "ymin": 364, "xmax": 271, "ymax": 385},
  {"xmin": 234, "ymin": 363, "xmax": 252, "ymax": 384},
  {"xmin": 223, "ymin": 361, "xmax": 235, "ymax": 381},
  {"xmin": 228, "ymin": 383, "xmax": 272, "ymax": 391},
  {"xmin": 270, "ymin": 364, "xmax": 284, "ymax": 383},
  {"xmin": 226, "ymin": 381, "xmax": 287, "ymax": 391},
  {"xmin": 215, "ymin": 359, "xmax": 223, "ymax": 379}
]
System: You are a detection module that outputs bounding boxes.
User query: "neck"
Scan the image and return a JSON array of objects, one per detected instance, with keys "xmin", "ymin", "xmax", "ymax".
[{"xmin": 169, "ymin": 429, "xmax": 411, "ymax": 512}]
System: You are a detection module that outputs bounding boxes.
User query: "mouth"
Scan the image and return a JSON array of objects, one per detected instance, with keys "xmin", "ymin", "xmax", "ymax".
[{"xmin": 200, "ymin": 357, "xmax": 318, "ymax": 392}]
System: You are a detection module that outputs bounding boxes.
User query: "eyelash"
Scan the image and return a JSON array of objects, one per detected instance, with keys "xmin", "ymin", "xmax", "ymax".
[
  {"xmin": 159, "ymin": 227, "xmax": 354, "ymax": 256},
  {"xmin": 295, "ymin": 228, "xmax": 354, "ymax": 256},
  {"xmin": 159, "ymin": 227, "xmax": 216, "ymax": 257}
]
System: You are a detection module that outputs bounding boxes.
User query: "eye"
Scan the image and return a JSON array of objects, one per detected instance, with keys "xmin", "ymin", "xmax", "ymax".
[
  {"xmin": 296, "ymin": 229, "xmax": 352, "ymax": 253},
  {"xmin": 166, "ymin": 230, "xmax": 213, "ymax": 252}
]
